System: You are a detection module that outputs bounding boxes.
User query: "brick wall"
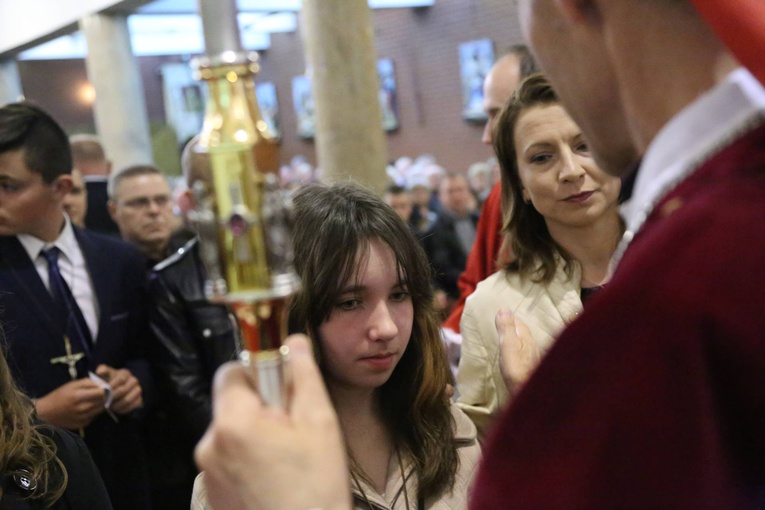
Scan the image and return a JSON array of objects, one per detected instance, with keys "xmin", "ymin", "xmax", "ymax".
[
  {"xmin": 18, "ymin": 0, "xmax": 523, "ymax": 174},
  {"xmin": 259, "ymin": 0, "xmax": 524, "ymax": 172}
]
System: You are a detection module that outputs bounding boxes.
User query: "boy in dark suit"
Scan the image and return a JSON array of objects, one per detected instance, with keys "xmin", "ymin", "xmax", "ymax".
[{"xmin": 0, "ymin": 102, "xmax": 152, "ymax": 510}]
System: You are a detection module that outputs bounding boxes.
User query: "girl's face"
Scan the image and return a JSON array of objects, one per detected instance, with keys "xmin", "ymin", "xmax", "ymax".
[
  {"xmin": 513, "ymin": 104, "xmax": 620, "ymax": 232},
  {"xmin": 318, "ymin": 239, "xmax": 413, "ymax": 393}
]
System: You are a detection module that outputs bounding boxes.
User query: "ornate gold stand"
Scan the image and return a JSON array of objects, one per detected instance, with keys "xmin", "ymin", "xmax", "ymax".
[{"xmin": 191, "ymin": 51, "xmax": 300, "ymax": 409}]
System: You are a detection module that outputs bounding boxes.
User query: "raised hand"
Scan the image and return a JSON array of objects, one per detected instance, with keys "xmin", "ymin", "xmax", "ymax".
[
  {"xmin": 195, "ymin": 334, "xmax": 352, "ymax": 510},
  {"xmin": 495, "ymin": 309, "xmax": 543, "ymax": 398}
]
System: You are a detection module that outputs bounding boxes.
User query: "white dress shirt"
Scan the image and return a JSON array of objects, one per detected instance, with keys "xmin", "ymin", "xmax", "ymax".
[{"xmin": 18, "ymin": 214, "xmax": 100, "ymax": 342}]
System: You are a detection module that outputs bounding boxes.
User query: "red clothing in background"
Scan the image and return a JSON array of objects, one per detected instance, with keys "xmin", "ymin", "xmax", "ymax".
[{"xmin": 443, "ymin": 181, "xmax": 504, "ymax": 333}]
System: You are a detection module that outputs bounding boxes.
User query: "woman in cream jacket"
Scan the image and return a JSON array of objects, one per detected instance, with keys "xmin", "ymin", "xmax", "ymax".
[{"xmin": 456, "ymin": 74, "xmax": 623, "ymax": 438}]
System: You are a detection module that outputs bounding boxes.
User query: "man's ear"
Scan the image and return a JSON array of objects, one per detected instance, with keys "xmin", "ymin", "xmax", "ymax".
[
  {"xmin": 52, "ymin": 174, "xmax": 73, "ymax": 199},
  {"xmin": 176, "ymin": 189, "xmax": 194, "ymax": 219},
  {"xmin": 107, "ymin": 199, "xmax": 118, "ymax": 220},
  {"xmin": 556, "ymin": 0, "xmax": 602, "ymax": 26}
]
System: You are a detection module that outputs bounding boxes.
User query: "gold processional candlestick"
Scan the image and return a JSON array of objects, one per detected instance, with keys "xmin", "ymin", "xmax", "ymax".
[{"xmin": 190, "ymin": 51, "xmax": 300, "ymax": 409}]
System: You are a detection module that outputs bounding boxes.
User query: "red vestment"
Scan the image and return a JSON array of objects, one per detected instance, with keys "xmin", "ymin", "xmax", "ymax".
[
  {"xmin": 443, "ymin": 181, "xmax": 504, "ymax": 333},
  {"xmin": 471, "ymin": 124, "xmax": 765, "ymax": 509}
]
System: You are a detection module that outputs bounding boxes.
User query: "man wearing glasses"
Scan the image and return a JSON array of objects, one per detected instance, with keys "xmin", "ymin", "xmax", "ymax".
[{"xmin": 108, "ymin": 165, "xmax": 182, "ymax": 265}]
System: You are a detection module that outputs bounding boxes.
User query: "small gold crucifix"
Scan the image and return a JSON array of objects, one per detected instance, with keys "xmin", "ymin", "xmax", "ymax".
[
  {"xmin": 49, "ymin": 336, "xmax": 86, "ymax": 437},
  {"xmin": 50, "ymin": 336, "xmax": 84, "ymax": 381}
]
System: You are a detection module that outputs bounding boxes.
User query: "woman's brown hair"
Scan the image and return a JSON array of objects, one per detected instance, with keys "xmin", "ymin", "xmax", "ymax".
[
  {"xmin": 0, "ymin": 341, "xmax": 67, "ymax": 506},
  {"xmin": 492, "ymin": 73, "xmax": 575, "ymax": 284},
  {"xmin": 289, "ymin": 182, "xmax": 458, "ymax": 501}
]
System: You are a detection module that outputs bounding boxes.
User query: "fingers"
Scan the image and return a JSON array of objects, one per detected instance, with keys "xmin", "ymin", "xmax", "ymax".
[
  {"xmin": 196, "ymin": 362, "xmax": 262, "ymax": 476},
  {"xmin": 109, "ymin": 369, "xmax": 136, "ymax": 398},
  {"xmin": 38, "ymin": 381, "xmax": 106, "ymax": 429},
  {"xmin": 95, "ymin": 364, "xmax": 114, "ymax": 381},
  {"xmin": 495, "ymin": 308, "xmax": 541, "ymax": 396},
  {"xmin": 111, "ymin": 384, "xmax": 143, "ymax": 414},
  {"xmin": 198, "ymin": 471, "xmax": 247, "ymax": 510},
  {"xmin": 514, "ymin": 316, "xmax": 533, "ymax": 343},
  {"xmin": 106, "ymin": 368, "xmax": 142, "ymax": 414},
  {"xmin": 284, "ymin": 335, "xmax": 335, "ymax": 425},
  {"xmin": 67, "ymin": 379, "xmax": 108, "ymax": 404},
  {"xmin": 211, "ymin": 361, "xmax": 264, "ymax": 419}
]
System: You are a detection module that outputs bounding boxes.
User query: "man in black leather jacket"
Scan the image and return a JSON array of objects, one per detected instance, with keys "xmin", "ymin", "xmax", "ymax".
[{"xmin": 143, "ymin": 139, "xmax": 240, "ymax": 510}]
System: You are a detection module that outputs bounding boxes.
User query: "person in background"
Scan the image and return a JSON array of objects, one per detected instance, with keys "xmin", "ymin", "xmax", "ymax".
[
  {"xmin": 466, "ymin": 161, "xmax": 492, "ymax": 206},
  {"xmin": 69, "ymin": 134, "xmax": 120, "ymax": 236},
  {"xmin": 108, "ymin": 164, "xmax": 186, "ymax": 266},
  {"xmin": 0, "ymin": 334, "xmax": 113, "ymax": 509},
  {"xmin": 145, "ymin": 136, "xmax": 240, "ymax": 510},
  {"xmin": 424, "ymin": 173, "xmax": 479, "ymax": 308},
  {"xmin": 62, "ymin": 168, "xmax": 87, "ymax": 228},
  {"xmin": 423, "ymin": 163, "xmax": 445, "ymax": 213},
  {"xmin": 457, "ymin": 74, "xmax": 622, "ymax": 438},
  {"xmin": 193, "ymin": 182, "xmax": 481, "ymax": 510},
  {"xmin": 383, "ymin": 184, "xmax": 414, "ymax": 225},
  {"xmin": 0, "ymin": 102, "xmax": 152, "ymax": 510},
  {"xmin": 442, "ymin": 45, "xmax": 538, "ymax": 336},
  {"xmin": 406, "ymin": 173, "xmax": 438, "ymax": 235}
]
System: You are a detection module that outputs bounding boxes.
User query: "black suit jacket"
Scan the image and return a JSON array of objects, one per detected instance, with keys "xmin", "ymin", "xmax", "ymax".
[
  {"xmin": 84, "ymin": 179, "xmax": 120, "ymax": 236},
  {"xmin": 0, "ymin": 229, "xmax": 153, "ymax": 510},
  {"xmin": 423, "ymin": 210, "xmax": 480, "ymax": 299},
  {"xmin": 141, "ymin": 237, "xmax": 240, "ymax": 509},
  {"xmin": 0, "ymin": 424, "xmax": 113, "ymax": 510}
]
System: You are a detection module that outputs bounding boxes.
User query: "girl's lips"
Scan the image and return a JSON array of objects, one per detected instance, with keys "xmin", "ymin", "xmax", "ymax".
[
  {"xmin": 360, "ymin": 353, "xmax": 396, "ymax": 371},
  {"xmin": 564, "ymin": 190, "xmax": 595, "ymax": 203}
]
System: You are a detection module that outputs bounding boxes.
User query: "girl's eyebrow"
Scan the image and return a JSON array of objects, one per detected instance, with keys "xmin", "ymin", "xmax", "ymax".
[{"xmin": 338, "ymin": 285, "xmax": 365, "ymax": 295}]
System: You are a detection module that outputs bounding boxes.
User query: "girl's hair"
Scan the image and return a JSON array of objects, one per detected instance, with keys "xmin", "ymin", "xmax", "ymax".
[
  {"xmin": 492, "ymin": 73, "xmax": 575, "ymax": 284},
  {"xmin": 289, "ymin": 182, "xmax": 458, "ymax": 501},
  {"xmin": 0, "ymin": 342, "xmax": 67, "ymax": 506}
]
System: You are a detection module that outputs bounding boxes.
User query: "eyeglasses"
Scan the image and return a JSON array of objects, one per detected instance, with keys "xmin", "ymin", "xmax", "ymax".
[{"xmin": 121, "ymin": 195, "xmax": 171, "ymax": 210}]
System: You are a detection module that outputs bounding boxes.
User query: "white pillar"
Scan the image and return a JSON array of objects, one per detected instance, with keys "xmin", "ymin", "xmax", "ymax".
[
  {"xmin": 301, "ymin": 0, "xmax": 388, "ymax": 195},
  {"xmin": 80, "ymin": 13, "xmax": 153, "ymax": 172},
  {"xmin": 198, "ymin": 0, "xmax": 242, "ymax": 54},
  {"xmin": 0, "ymin": 59, "xmax": 24, "ymax": 105}
]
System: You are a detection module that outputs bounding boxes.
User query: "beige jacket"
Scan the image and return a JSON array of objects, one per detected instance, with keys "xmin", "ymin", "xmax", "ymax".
[
  {"xmin": 456, "ymin": 263, "xmax": 582, "ymax": 439},
  {"xmin": 190, "ymin": 404, "xmax": 481, "ymax": 510}
]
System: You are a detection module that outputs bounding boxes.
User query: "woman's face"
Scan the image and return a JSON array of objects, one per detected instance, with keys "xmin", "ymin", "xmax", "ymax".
[
  {"xmin": 318, "ymin": 239, "xmax": 413, "ymax": 393},
  {"xmin": 513, "ymin": 104, "xmax": 620, "ymax": 232}
]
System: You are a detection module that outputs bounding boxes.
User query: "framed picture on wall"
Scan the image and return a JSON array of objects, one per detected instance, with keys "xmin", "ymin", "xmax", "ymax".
[
  {"xmin": 458, "ymin": 38, "xmax": 495, "ymax": 122},
  {"xmin": 291, "ymin": 61, "xmax": 399, "ymax": 137},
  {"xmin": 160, "ymin": 62, "xmax": 207, "ymax": 144},
  {"xmin": 182, "ymin": 84, "xmax": 204, "ymax": 113},
  {"xmin": 377, "ymin": 58, "xmax": 399, "ymax": 131},
  {"xmin": 256, "ymin": 81, "xmax": 281, "ymax": 140},
  {"xmin": 291, "ymin": 75, "xmax": 315, "ymax": 139}
]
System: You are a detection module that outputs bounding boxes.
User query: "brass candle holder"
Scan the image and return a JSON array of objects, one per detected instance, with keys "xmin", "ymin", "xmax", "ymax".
[{"xmin": 190, "ymin": 50, "xmax": 300, "ymax": 409}]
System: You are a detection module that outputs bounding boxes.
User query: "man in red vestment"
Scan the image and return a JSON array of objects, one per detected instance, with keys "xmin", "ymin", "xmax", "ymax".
[
  {"xmin": 192, "ymin": 2, "xmax": 765, "ymax": 509},
  {"xmin": 469, "ymin": 1, "xmax": 765, "ymax": 508},
  {"xmin": 443, "ymin": 45, "xmax": 537, "ymax": 334}
]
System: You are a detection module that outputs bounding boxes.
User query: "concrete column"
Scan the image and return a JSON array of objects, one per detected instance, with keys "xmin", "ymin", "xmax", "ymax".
[
  {"xmin": 80, "ymin": 13, "xmax": 153, "ymax": 172},
  {"xmin": 301, "ymin": 0, "xmax": 388, "ymax": 195},
  {"xmin": 0, "ymin": 59, "xmax": 24, "ymax": 105},
  {"xmin": 198, "ymin": 0, "xmax": 242, "ymax": 54}
]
